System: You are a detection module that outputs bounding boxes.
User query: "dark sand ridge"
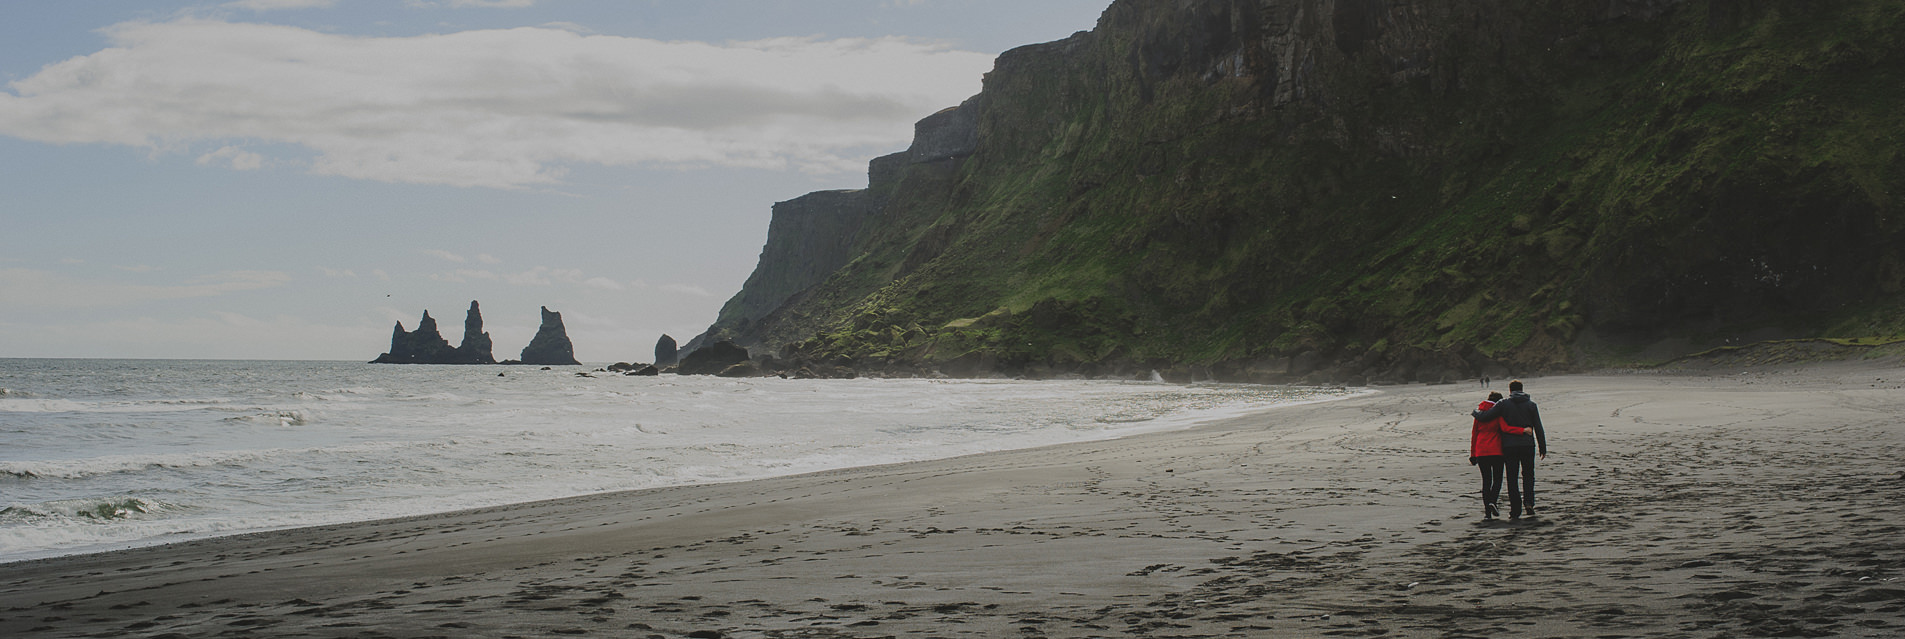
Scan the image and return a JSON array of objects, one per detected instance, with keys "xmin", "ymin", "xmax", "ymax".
[{"xmin": 3, "ymin": 362, "xmax": 1902, "ymax": 638}]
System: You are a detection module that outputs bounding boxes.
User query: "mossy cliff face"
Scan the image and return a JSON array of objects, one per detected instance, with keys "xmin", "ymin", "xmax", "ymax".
[{"xmin": 695, "ymin": 0, "xmax": 1905, "ymax": 382}]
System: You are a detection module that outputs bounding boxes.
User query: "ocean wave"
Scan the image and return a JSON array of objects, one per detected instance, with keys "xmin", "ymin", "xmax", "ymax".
[
  {"xmin": 0, "ymin": 398, "xmax": 94, "ymax": 413},
  {"xmin": 0, "ymin": 387, "xmax": 32, "ymax": 398},
  {"xmin": 0, "ymin": 449, "xmax": 277, "ymax": 480},
  {"xmin": 0, "ymin": 437, "xmax": 462, "ymax": 482},
  {"xmin": 220, "ymin": 409, "xmax": 318, "ymax": 427},
  {"xmin": 0, "ymin": 397, "xmax": 231, "ymax": 414},
  {"xmin": 1, "ymin": 496, "xmax": 180, "ymax": 523}
]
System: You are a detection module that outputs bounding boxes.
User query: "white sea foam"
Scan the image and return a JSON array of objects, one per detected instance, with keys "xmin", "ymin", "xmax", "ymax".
[{"xmin": 0, "ymin": 359, "xmax": 1350, "ymax": 562}]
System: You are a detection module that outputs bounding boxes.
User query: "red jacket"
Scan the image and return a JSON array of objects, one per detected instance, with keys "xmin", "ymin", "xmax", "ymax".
[{"xmin": 1470, "ymin": 399, "xmax": 1527, "ymax": 461}]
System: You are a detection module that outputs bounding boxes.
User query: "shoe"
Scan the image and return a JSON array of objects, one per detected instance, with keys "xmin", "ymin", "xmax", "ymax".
[
  {"xmin": 1485, "ymin": 503, "xmax": 1499, "ymax": 519},
  {"xmin": 1525, "ymin": 506, "xmax": 1538, "ymax": 517}
]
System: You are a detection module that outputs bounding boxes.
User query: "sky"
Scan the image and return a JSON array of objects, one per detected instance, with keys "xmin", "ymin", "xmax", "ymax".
[{"xmin": 0, "ymin": 0, "xmax": 1112, "ymax": 361}]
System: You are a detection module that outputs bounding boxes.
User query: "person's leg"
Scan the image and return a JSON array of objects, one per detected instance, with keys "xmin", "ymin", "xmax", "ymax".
[
  {"xmin": 1503, "ymin": 456, "xmax": 1524, "ymax": 519},
  {"xmin": 1520, "ymin": 454, "xmax": 1537, "ymax": 516},
  {"xmin": 1481, "ymin": 459, "xmax": 1504, "ymax": 518},
  {"xmin": 1477, "ymin": 463, "xmax": 1492, "ymax": 517}
]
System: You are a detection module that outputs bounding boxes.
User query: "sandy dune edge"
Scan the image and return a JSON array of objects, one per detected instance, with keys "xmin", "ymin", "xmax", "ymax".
[{"xmin": 4, "ymin": 363, "xmax": 1903, "ymax": 638}]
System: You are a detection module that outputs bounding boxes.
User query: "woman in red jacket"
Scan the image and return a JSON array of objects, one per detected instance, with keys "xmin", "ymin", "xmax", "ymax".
[{"xmin": 1469, "ymin": 392, "xmax": 1527, "ymax": 520}]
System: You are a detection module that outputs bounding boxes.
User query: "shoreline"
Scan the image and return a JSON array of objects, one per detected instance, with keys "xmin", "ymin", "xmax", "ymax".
[
  {"xmin": 4, "ymin": 361, "xmax": 1902, "ymax": 637},
  {"xmin": 1, "ymin": 378, "xmax": 1353, "ymax": 566}
]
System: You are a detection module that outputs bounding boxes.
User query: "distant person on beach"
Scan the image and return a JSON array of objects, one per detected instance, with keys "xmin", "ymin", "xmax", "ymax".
[
  {"xmin": 1471, "ymin": 379, "xmax": 1548, "ymax": 519},
  {"xmin": 1469, "ymin": 391, "xmax": 1525, "ymax": 520}
]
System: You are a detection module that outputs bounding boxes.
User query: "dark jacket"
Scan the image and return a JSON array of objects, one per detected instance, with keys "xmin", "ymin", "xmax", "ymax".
[{"xmin": 1472, "ymin": 391, "xmax": 1547, "ymax": 455}]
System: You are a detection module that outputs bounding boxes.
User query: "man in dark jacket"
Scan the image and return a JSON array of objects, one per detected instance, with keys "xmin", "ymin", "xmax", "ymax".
[{"xmin": 1471, "ymin": 379, "xmax": 1549, "ymax": 519}]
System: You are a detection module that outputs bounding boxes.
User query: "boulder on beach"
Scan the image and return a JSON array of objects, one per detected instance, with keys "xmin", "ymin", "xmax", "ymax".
[{"xmin": 677, "ymin": 341, "xmax": 749, "ymax": 375}]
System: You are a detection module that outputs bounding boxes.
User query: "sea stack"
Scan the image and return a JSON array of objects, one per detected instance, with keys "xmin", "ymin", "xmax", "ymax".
[
  {"xmin": 519, "ymin": 306, "xmax": 581, "ymax": 366},
  {"xmin": 455, "ymin": 300, "xmax": 496, "ymax": 364},
  {"xmin": 655, "ymin": 334, "xmax": 679, "ymax": 366},
  {"xmin": 370, "ymin": 311, "xmax": 457, "ymax": 364}
]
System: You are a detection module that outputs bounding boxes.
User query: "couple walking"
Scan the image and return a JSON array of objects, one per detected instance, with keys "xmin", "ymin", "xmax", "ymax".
[{"xmin": 1467, "ymin": 380, "xmax": 1548, "ymax": 520}]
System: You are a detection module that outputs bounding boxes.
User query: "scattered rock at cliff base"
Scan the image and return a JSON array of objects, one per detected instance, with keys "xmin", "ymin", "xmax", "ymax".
[
  {"xmin": 629, "ymin": 365, "xmax": 660, "ymax": 376},
  {"xmin": 519, "ymin": 306, "xmax": 581, "ymax": 366},
  {"xmin": 655, "ymin": 334, "xmax": 679, "ymax": 366},
  {"xmin": 677, "ymin": 341, "xmax": 750, "ymax": 375}
]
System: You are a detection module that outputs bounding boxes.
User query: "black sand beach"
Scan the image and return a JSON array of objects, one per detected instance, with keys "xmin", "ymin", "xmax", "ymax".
[{"xmin": 4, "ymin": 362, "xmax": 1902, "ymax": 638}]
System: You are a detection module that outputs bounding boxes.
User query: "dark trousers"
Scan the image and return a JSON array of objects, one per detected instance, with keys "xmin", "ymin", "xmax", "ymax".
[
  {"xmin": 1475, "ymin": 456, "xmax": 1505, "ymax": 508},
  {"xmin": 1503, "ymin": 448, "xmax": 1537, "ymax": 516}
]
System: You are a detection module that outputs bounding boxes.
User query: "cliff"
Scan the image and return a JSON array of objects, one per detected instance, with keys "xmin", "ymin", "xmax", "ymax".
[
  {"xmin": 519, "ymin": 306, "xmax": 581, "ymax": 366},
  {"xmin": 694, "ymin": 0, "xmax": 1905, "ymax": 382}
]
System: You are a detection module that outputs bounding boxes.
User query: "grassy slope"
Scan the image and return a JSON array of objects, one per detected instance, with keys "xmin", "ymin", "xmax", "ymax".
[{"xmin": 754, "ymin": 0, "xmax": 1904, "ymax": 378}]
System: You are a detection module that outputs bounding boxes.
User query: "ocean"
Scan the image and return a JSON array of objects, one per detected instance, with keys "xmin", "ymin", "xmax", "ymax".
[{"xmin": 0, "ymin": 359, "xmax": 1347, "ymax": 562}]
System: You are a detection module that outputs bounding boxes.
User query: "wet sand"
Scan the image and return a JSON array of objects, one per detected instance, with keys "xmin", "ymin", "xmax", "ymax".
[{"xmin": 3, "ymin": 362, "xmax": 1902, "ymax": 638}]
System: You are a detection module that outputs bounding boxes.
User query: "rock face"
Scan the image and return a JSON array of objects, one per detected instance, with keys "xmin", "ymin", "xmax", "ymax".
[
  {"xmin": 690, "ymin": 0, "xmax": 1905, "ymax": 381},
  {"xmin": 654, "ymin": 334, "xmax": 679, "ymax": 366},
  {"xmin": 371, "ymin": 311, "xmax": 457, "ymax": 364},
  {"xmin": 518, "ymin": 306, "xmax": 581, "ymax": 366},
  {"xmin": 372, "ymin": 302, "xmax": 497, "ymax": 364},
  {"xmin": 455, "ymin": 301, "xmax": 496, "ymax": 364},
  {"xmin": 676, "ymin": 341, "xmax": 750, "ymax": 376},
  {"xmin": 687, "ymin": 189, "xmax": 878, "ymax": 353}
]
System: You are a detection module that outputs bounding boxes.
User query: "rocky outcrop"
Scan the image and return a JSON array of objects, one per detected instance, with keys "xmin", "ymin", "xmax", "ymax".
[
  {"xmin": 518, "ymin": 306, "xmax": 581, "ymax": 366},
  {"xmin": 677, "ymin": 341, "xmax": 750, "ymax": 376},
  {"xmin": 372, "ymin": 303, "xmax": 497, "ymax": 364},
  {"xmin": 455, "ymin": 301, "xmax": 496, "ymax": 364},
  {"xmin": 654, "ymin": 334, "xmax": 679, "ymax": 366},
  {"xmin": 689, "ymin": 189, "xmax": 877, "ymax": 353},
  {"xmin": 371, "ymin": 311, "xmax": 457, "ymax": 364}
]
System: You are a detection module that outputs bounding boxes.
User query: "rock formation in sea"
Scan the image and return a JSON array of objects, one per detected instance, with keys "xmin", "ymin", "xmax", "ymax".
[
  {"xmin": 676, "ymin": 340, "xmax": 749, "ymax": 376},
  {"xmin": 654, "ymin": 334, "xmax": 679, "ymax": 367},
  {"xmin": 371, "ymin": 311, "xmax": 456, "ymax": 364},
  {"xmin": 371, "ymin": 302, "xmax": 496, "ymax": 364},
  {"xmin": 455, "ymin": 301, "xmax": 497, "ymax": 364},
  {"xmin": 519, "ymin": 306, "xmax": 581, "ymax": 366}
]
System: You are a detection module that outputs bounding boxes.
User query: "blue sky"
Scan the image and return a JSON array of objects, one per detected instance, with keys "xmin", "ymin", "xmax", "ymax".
[{"xmin": 0, "ymin": 0, "xmax": 1111, "ymax": 361}]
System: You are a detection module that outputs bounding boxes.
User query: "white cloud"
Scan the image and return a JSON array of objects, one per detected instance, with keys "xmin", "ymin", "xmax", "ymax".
[
  {"xmin": 225, "ymin": 0, "xmax": 338, "ymax": 11},
  {"xmin": 372, "ymin": 269, "xmax": 391, "ymax": 281},
  {"xmin": 476, "ymin": 253, "xmax": 500, "ymax": 264},
  {"xmin": 582, "ymin": 277, "xmax": 623, "ymax": 290},
  {"xmin": 196, "ymin": 145, "xmax": 265, "ymax": 170},
  {"xmin": 117, "ymin": 264, "xmax": 162, "ymax": 272},
  {"xmin": 319, "ymin": 267, "xmax": 357, "ymax": 277},
  {"xmin": 439, "ymin": 0, "xmax": 539, "ymax": 7},
  {"xmin": 0, "ymin": 19, "xmax": 994, "ymax": 188},
  {"xmin": 423, "ymin": 249, "xmax": 467, "ymax": 263},
  {"xmin": 659, "ymin": 283, "xmax": 715, "ymax": 297},
  {"xmin": 505, "ymin": 266, "xmax": 585, "ymax": 286},
  {"xmin": 0, "ymin": 268, "xmax": 291, "ymax": 309}
]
